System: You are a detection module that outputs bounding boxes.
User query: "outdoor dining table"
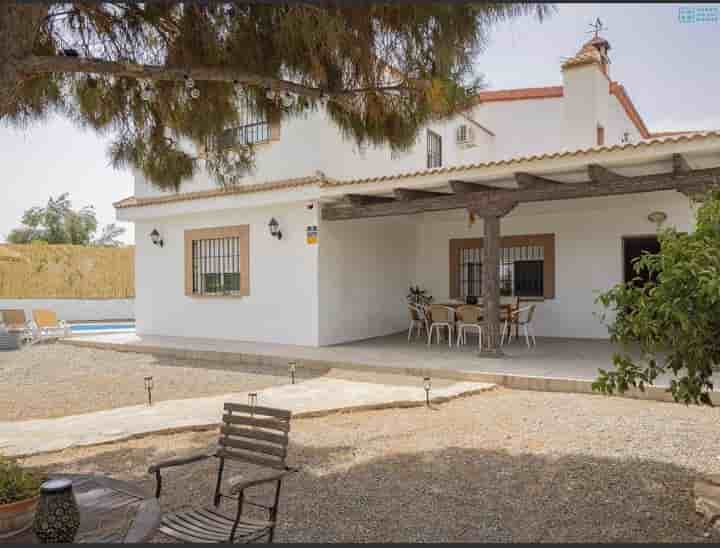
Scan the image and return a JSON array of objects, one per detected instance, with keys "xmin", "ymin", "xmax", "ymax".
[
  {"xmin": 6, "ymin": 474, "xmax": 160, "ymax": 544},
  {"xmin": 434, "ymin": 301, "xmax": 513, "ymax": 321}
]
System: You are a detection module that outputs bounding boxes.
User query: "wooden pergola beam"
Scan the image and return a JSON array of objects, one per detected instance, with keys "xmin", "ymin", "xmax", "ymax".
[
  {"xmin": 343, "ymin": 194, "xmax": 397, "ymax": 206},
  {"xmin": 673, "ymin": 153, "xmax": 692, "ymax": 176},
  {"xmin": 514, "ymin": 172, "xmax": 564, "ymax": 189},
  {"xmin": 393, "ymin": 188, "xmax": 449, "ymax": 201},
  {"xmin": 321, "ymin": 167, "xmax": 720, "ymax": 221},
  {"xmin": 588, "ymin": 163, "xmax": 624, "ymax": 183},
  {"xmin": 448, "ymin": 180, "xmax": 499, "ymax": 193}
]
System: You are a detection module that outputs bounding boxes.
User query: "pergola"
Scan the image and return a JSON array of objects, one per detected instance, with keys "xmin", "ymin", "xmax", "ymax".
[{"xmin": 321, "ymin": 153, "xmax": 720, "ymax": 353}]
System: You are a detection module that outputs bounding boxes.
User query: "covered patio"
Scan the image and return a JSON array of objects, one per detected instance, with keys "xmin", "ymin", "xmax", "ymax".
[
  {"xmin": 64, "ymin": 331, "xmax": 693, "ymax": 402},
  {"xmin": 320, "ymin": 146, "xmax": 720, "ymax": 354}
]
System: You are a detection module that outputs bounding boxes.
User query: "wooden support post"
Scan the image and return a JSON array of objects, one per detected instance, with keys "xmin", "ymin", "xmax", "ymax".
[{"xmin": 480, "ymin": 214, "xmax": 503, "ymax": 356}]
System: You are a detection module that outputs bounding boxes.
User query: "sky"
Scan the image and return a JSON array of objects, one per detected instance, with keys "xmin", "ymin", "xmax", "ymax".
[{"xmin": 1, "ymin": 3, "xmax": 719, "ymax": 245}]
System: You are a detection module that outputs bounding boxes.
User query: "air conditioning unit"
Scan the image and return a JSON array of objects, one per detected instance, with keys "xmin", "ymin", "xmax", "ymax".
[{"xmin": 456, "ymin": 124, "xmax": 476, "ymax": 147}]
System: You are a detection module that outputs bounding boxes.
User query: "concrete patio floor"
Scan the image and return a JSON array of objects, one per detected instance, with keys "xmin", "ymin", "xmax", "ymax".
[{"xmin": 63, "ymin": 331, "xmax": 709, "ymax": 403}]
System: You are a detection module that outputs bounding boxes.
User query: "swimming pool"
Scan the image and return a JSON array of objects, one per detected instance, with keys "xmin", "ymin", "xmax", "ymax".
[{"xmin": 70, "ymin": 322, "xmax": 136, "ymax": 333}]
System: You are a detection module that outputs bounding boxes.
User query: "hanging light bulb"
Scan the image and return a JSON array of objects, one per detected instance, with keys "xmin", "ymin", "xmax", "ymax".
[
  {"xmin": 184, "ymin": 75, "xmax": 195, "ymax": 89},
  {"xmin": 190, "ymin": 87, "xmax": 201, "ymax": 99},
  {"xmin": 281, "ymin": 92, "xmax": 294, "ymax": 108}
]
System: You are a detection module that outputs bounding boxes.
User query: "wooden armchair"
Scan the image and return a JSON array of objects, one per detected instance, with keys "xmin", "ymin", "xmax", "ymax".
[{"xmin": 148, "ymin": 403, "xmax": 296, "ymax": 543}]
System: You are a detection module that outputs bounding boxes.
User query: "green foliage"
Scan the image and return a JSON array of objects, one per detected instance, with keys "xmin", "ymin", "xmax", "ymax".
[
  {"xmin": 407, "ymin": 285, "xmax": 433, "ymax": 306},
  {"xmin": 594, "ymin": 192, "xmax": 720, "ymax": 405},
  {"xmin": 6, "ymin": 192, "xmax": 124, "ymax": 246},
  {"xmin": 2, "ymin": 2, "xmax": 551, "ymax": 190},
  {"xmin": 0, "ymin": 458, "xmax": 42, "ymax": 505}
]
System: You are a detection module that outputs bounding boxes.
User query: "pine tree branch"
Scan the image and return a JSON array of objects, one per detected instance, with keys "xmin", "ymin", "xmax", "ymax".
[{"xmin": 17, "ymin": 54, "xmax": 422, "ymax": 98}]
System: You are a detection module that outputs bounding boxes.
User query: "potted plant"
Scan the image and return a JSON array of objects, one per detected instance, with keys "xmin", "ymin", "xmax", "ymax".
[
  {"xmin": 407, "ymin": 285, "xmax": 433, "ymax": 306},
  {"xmin": 0, "ymin": 458, "xmax": 42, "ymax": 538}
]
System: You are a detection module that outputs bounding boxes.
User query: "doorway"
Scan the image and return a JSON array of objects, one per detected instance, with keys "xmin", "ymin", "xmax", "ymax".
[{"xmin": 622, "ymin": 235, "xmax": 660, "ymax": 286}]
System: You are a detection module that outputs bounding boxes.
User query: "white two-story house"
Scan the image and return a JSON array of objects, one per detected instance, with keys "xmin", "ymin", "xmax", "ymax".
[{"xmin": 115, "ymin": 35, "xmax": 720, "ymax": 348}]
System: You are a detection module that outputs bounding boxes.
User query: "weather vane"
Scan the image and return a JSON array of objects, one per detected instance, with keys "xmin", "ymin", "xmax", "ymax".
[{"xmin": 588, "ymin": 17, "xmax": 607, "ymax": 39}]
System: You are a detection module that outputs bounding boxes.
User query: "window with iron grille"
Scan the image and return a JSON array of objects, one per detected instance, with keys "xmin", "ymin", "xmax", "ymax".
[
  {"xmin": 427, "ymin": 130, "xmax": 442, "ymax": 168},
  {"xmin": 450, "ymin": 234, "xmax": 555, "ymax": 300},
  {"xmin": 458, "ymin": 245, "xmax": 544, "ymax": 299},
  {"xmin": 216, "ymin": 95, "xmax": 270, "ymax": 149},
  {"xmin": 184, "ymin": 226, "xmax": 249, "ymax": 297}
]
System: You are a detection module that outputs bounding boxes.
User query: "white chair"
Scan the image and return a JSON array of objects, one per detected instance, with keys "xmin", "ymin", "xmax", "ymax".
[
  {"xmin": 427, "ymin": 305, "xmax": 455, "ymax": 348},
  {"xmin": 407, "ymin": 304, "xmax": 428, "ymax": 341},
  {"xmin": 501, "ymin": 304, "xmax": 537, "ymax": 348},
  {"xmin": 455, "ymin": 305, "xmax": 483, "ymax": 351}
]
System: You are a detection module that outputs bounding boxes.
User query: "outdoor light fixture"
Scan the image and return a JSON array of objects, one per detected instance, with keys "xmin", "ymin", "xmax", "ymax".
[
  {"xmin": 647, "ymin": 211, "xmax": 668, "ymax": 226},
  {"xmin": 289, "ymin": 361, "xmax": 297, "ymax": 384},
  {"xmin": 423, "ymin": 377, "xmax": 431, "ymax": 407},
  {"xmin": 281, "ymin": 92, "xmax": 294, "ymax": 108},
  {"xmin": 248, "ymin": 392, "xmax": 258, "ymax": 415},
  {"xmin": 184, "ymin": 75, "xmax": 195, "ymax": 89},
  {"xmin": 149, "ymin": 229, "xmax": 164, "ymax": 247},
  {"xmin": 268, "ymin": 217, "xmax": 282, "ymax": 240},
  {"xmin": 144, "ymin": 376, "xmax": 154, "ymax": 406},
  {"xmin": 190, "ymin": 88, "xmax": 201, "ymax": 99},
  {"xmin": 141, "ymin": 86, "xmax": 153, "ymax": 102}
]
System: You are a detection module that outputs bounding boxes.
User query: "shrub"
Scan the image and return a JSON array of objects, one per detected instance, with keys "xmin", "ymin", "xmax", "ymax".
[{"xmin": 594, "ymin": 191, "xmax": 720, "ymax": 405}]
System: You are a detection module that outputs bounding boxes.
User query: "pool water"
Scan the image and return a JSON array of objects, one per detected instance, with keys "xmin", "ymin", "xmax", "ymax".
[{"xmin": 70, "ymin": 323, "xmax": 136, "ymax": 332}]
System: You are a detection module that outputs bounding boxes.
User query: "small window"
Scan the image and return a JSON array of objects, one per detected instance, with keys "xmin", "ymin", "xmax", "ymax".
[
  {"xmin": 184, "ymin": 226, "xmax": 249, "ymax": 297},
  {"xmin": 596, "ymin": 124, "xmax": 605, "ymax": 146},
  {"xmin": 427, "ymin": 130, "xmax": 442, "ymax": 168}
]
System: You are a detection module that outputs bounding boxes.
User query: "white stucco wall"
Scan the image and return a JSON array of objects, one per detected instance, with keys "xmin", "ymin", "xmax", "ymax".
[
  {"xmin": 134, "ymin": 202, "xmax": 320, "ymax": 345},
  {"xmin": 317, "ymin": 215, "xmax": 417, "ymax": 346},
  {"xmin": 0, "ymin": 299, "xmax": 134, "ymax": 322},
  {"xmin": 413, "ymin": 191, "xmax": 694, "ymax": 339}
]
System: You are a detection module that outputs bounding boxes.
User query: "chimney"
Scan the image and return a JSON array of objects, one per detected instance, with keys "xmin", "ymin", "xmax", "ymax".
[{"xmin": 561, "ymin": 34, "xmax": 613, "ymax": 149}]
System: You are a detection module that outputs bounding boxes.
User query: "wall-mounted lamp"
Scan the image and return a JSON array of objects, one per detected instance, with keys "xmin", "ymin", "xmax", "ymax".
[
  {"xmin": 150, "ymin": 228, "xmax": 164, "ymax": 247},
  {"xmin": 647, "ymin": 211, "xmax": 668, "ymax": 226},
  {"xmin": 268, "ymin": 217, "xmax": 282, "ymax": 240}
]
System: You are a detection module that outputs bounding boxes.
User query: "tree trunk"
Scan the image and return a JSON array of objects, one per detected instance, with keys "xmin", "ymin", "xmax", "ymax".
[
  {"xmin": 481, "ymin": 214, "xmax": 503, "ymax": 356},
  {"xmin": 0, "ymin": 4, "xmax": 47, "ymax": 115}
]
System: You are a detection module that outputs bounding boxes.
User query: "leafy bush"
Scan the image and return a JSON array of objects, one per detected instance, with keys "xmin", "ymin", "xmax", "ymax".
[
  {"xmin": 594, "ymin": 191, "xmax": 720, "ymax": 405},
  {"xmin": 0, "ymin": 458, "xmax": 42, "ymax": 505}
]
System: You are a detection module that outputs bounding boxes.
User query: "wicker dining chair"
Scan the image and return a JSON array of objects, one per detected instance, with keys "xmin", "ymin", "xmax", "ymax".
[
  {"xmin": 454, "ymin": 305, "xmax": 484, "ymax": 351},
  {"xmin": 427, "ymin": 305, "xmax": 456, "ymax": 348},
  {"xmin": 407, "ymin": 303, "xmax": 429, "ymax": 341},
  {"xmin": 148, "ymin": 403, "xmax": 296, "ymax": 543}
]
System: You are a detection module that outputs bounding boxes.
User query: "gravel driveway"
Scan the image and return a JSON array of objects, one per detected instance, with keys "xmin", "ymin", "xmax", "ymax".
[
  {"xmin": 0, "ymin": 344, "xmax": 324, "ymax": 421},
  {"xmin": 23, "ymin": 389, "xmax": 720, "ymax": 542}
]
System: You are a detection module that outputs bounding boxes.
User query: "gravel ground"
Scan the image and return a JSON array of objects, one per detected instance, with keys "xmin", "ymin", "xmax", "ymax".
[
  {"xmin": 0, "ymin": 344, "xmax": 324, "ymax": 421},
  {"xmin": 22, "ymin": 389, "xmax": 720, "ymax": 543}
]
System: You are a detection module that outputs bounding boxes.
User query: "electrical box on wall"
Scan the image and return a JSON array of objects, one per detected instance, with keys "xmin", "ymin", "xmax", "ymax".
[{"xmin": 306, "ymin": 225, "xmax": 318, "ymax": 245}]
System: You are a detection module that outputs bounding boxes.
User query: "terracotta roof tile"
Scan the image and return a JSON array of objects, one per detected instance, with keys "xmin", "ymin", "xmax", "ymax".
[
  {"xmin": 321, "ymin": 131, "xmax": 720, "ymax": 188},
  {"xmin": 473, "ymin": 86, "xmax": 563, "ymax": 103},
  {"xmin": 115, "ymin": 135, "xmax": 720, "ymax": 210},
  {"xmin": 114, "ymin": 174, "xmax": 329, "ymax": 209}
]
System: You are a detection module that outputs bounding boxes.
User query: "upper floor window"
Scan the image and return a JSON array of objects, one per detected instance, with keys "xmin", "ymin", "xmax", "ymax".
[
  {"xmin": 427, "ymin": 130, "xmax": 442, "ymax": 168},
  {"xmin": 596, "ymin": 124, "xmax": 605, "ymax": 146},
  {"xmin": 216, "ymin": 95, "xmax": 270, "ymax": 149}
]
